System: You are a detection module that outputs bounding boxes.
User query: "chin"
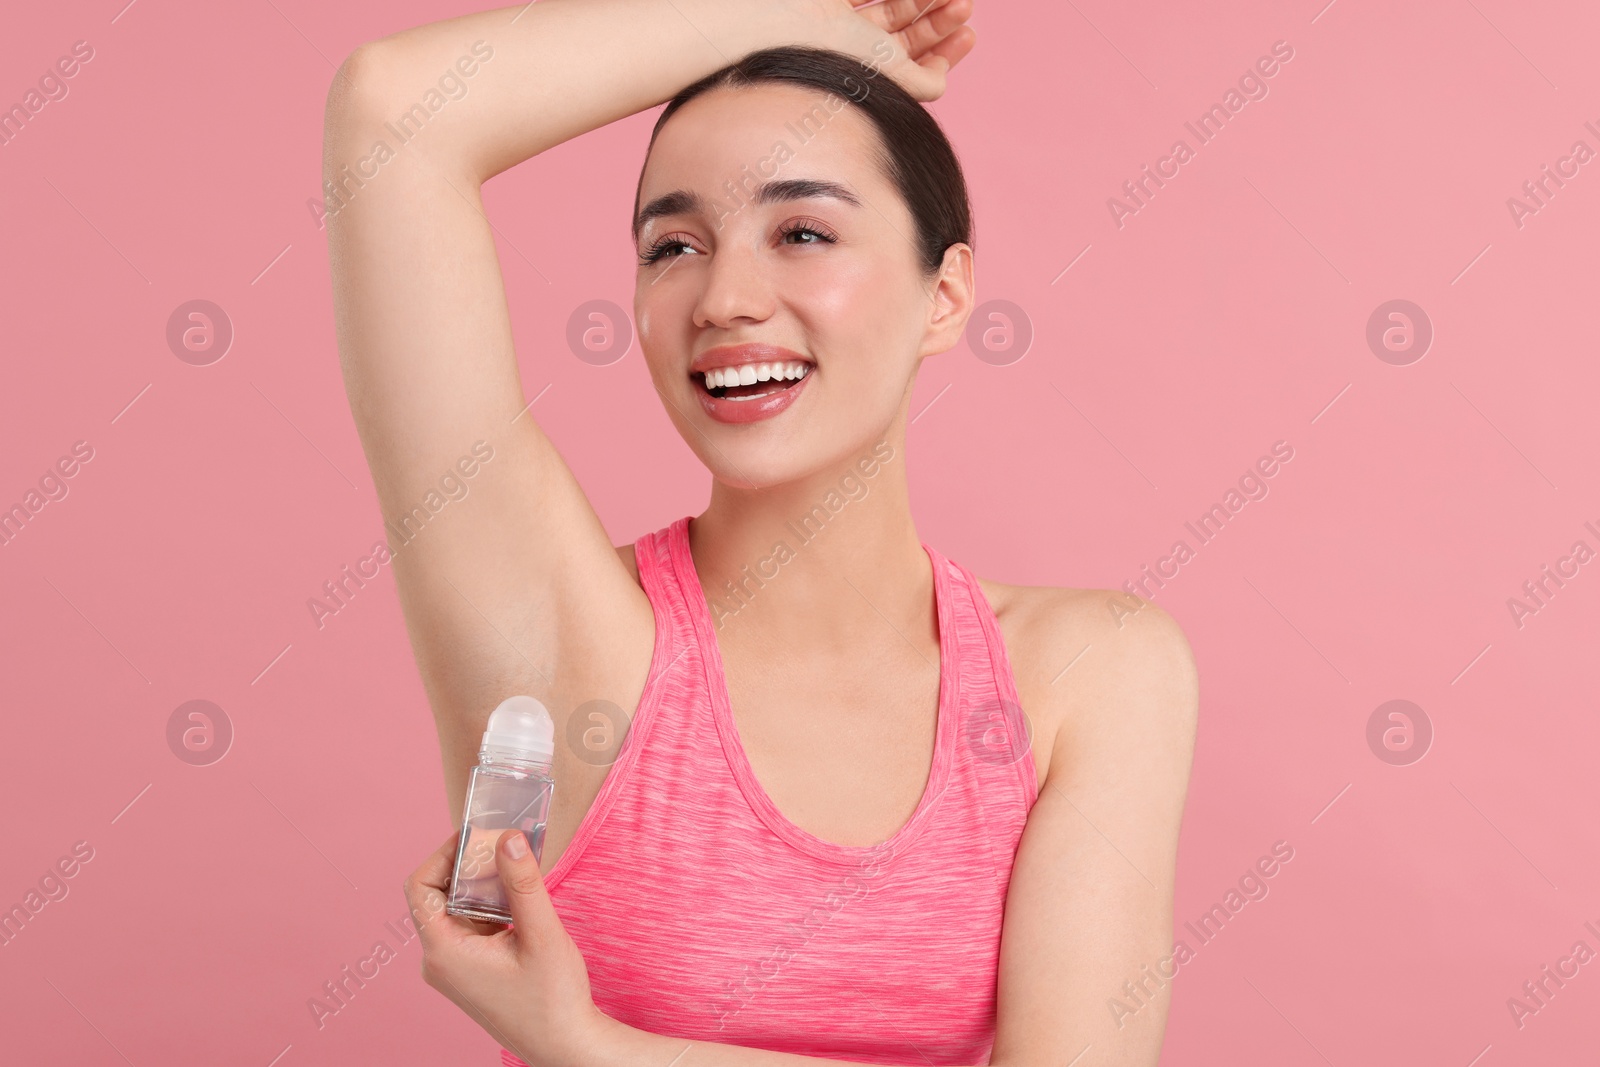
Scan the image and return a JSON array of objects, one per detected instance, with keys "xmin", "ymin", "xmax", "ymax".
[{"xmin": 696, "ymin": 445, "xmax": 816, "ymax": 492}]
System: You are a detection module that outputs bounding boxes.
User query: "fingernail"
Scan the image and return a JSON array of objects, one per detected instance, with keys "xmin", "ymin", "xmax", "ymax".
[{"xmin": 504, "ymin": 832, "xmax": 529, "ymax": 860}]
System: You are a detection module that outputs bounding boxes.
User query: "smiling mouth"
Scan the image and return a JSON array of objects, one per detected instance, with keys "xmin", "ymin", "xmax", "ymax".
[{"xmin": 694, "ymin": 361, "xmax": 811, "ymax": 402}]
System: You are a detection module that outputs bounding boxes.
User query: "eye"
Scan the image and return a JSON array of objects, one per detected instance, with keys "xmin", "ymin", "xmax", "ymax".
[
  {"xmin": 639, "ymin": 233, "xmax": 699, "ymax": 265},
  {"xmin": 639, "ymin": 219, "xmax": 840, "ymax": 265},
  {"xmin": 777, "ymin": 219, "xmax": 838, "ymax": 247}
]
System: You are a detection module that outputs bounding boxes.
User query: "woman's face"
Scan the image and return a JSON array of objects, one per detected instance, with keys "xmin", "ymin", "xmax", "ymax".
[{"xmin": 633, "ymin": 82, "xmax": 969, "ymax": 489}]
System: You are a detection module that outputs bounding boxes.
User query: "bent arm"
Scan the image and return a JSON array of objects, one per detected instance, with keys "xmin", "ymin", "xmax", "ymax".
[{"xmin": 991, "ymin": 601, "xmax": 1199, "ymax": 1066}]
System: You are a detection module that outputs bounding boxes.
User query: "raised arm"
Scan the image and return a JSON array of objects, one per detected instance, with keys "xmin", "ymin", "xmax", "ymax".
[
  {"xmin": 323, "ymin": 0, "xmax": 972, "ymax": 818},
  {"xmin": 323, "ymin": 0, "xmax": 827, "ymax": 818}
]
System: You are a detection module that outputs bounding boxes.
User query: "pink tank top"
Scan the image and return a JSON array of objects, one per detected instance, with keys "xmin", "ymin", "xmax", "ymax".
[{"xmin": 502, "ymin": 516, "xmax": 1038, "ymax": 1066}]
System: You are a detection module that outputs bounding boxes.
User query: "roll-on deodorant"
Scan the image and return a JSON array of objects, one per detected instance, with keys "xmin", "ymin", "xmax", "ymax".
[{"xmin": 446, "ymin": 695, "xmax": 555, "ymax": 924}]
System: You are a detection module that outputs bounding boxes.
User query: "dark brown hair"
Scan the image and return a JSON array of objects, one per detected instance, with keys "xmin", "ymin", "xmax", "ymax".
[{"xmin": 632, "ymin": 45, "xmax": 974, "ymax": 276}]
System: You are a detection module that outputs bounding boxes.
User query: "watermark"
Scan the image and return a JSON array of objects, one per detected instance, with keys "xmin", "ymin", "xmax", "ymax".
[
  {"xmin": 1108, "ymin": 440, "xmax": 1295, "ymax": 626},
  {"xmin": 0, "ymin": 440, "xmax": 96, "ymax": 549},
  {"xmin": 307, "ymin": 911, "xmax": 420, "ymax": 1029},
  {"xmin": 166, "ymin": 699, "xmax": 234, "ymax": 766},
  {"xmin": 564, "ymin": 698, "xmax": 631, "ymax": 766},
  {"xmin": 0, "ymin": 40, "xmax": 95, "ymax": 149},
  {"xmin": 711, "ymin": 834, "xmax": 904, "ymax": 1029},
  {"xmin": 1505, "ymin": 921, "xmax": 1599, "ymax": 1030},
  {"xmin": 964, "ymin": 299, "xmax": 1033, "ymax": 366},
  {"xmin": 707, "ymin": 440, "xmax": 895, "ymax": 629},
  {"xmin": 303, "ymin": 443, "xmax": 494, "ymax": 627},
  {"xmin": 1365, "ymin": 299, "xmax": 1432, "ymax": 366},
  {"xmin": 1506, "ymin": 521, "xmax": 1599, "ymax": 630},
  {"xmin": 840, "ymin": 38, "xmax": 896, "ymax": 102},
  {"xmin": 312, "ymin": 42, "xmax": 496, "ymax": 229},
  {"xmin": 0, "ymin": 841, "xmax": 95, "ymax": 948},
  {"xmin": 1107, "ymin": 839, "xmax": 1295, "ymax": 1029},
  {"xmin": 383, "ymin": 440, "xmax": 495, "ymax": 553},
  {"xmin": 166, "ymin": 299, "xmax": 233, "ymax": 366},
  {"xmin": 1365, "ymin": 699, "xmax": 1431, "ymax": 766},
  {"xmin": 1107, "ymin": 40, "xmax": 1296, "ymax": 229},
  {"xmin": 960, "ymin": 694, "xmax": 1033, "ymax": 766},
  {"xmin": 1506, "ymin": 119, "xmax": 1600, "ymax": 230},
  {"xmin": 307, "ymin": 540, "xmax": 394, "ymax": 630},
  {"xmin": 567, "ymin": 299, "xmax": 632, "ymax": 365},
  {"xmin": 305, "ymin": 442, "xmax": 495, "ymax": 627}
]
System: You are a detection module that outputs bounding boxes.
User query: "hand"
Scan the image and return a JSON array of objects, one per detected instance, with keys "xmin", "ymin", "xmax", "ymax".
[
  {"xmin": 802, "ymin": 0, "xmax": 978, "ymax": 102},
  {"xmin": 403, "ymin": 829, "xmax": 606, "ymax": 1067}
]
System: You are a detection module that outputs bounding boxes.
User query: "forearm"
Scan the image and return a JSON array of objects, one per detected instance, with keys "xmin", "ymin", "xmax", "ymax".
[{"xmin": 326, "ymin": 0, "xmax": 814, "ymax": 183}]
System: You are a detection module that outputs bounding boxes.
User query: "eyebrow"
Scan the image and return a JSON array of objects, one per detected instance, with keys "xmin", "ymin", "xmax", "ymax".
[{"xmin": 634, "ymin": 178, "xmax": 862, "ymax": 237}]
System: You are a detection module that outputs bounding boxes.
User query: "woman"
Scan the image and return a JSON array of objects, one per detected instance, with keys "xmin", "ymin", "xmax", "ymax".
[{"xmin": 323, "ymin": 0, "xmax": 1198, "ymax": 1064}]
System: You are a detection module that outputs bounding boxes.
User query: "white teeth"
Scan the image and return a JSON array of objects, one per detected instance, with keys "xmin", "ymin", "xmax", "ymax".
[{"xmin": 700, "ymin": 361, "xmax": 811, "ymax": 391}]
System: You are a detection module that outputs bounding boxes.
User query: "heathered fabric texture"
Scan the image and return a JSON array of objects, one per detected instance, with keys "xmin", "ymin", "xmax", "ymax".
[{"xmin": 501, "ymin": 516, "xmax": 1038, "ymax": 1065}]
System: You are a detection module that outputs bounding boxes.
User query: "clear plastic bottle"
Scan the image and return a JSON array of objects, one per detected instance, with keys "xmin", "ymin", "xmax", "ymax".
[{"xmin": 446, "ymin": 695, "xmax": 556, "ymax": 924}]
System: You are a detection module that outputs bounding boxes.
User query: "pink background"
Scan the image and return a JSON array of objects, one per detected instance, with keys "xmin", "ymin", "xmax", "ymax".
[{"xmin": 2, "ymin": 0, "xmax": 1597, "ymax": 1063}]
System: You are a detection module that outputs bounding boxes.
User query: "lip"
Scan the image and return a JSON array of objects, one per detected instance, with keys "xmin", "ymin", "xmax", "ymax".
[
  {"xmin": 694, "ymin": 364, "xmax": 811, "ymax": 424},
  {"xmin": 689, "ymin": 342, "xmax": 813, "ymax": 425}
]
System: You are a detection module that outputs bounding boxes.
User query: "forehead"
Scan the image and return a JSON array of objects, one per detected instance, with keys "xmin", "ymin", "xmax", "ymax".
[{"xmin": 638, "ymin": 82, "xmax": 890, "ymax": 212}]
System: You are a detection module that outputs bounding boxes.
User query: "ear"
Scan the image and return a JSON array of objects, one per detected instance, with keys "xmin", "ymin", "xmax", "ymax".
[{"xmin": 916, "ymin": 243, "xmax": 976, "ymax": 360}]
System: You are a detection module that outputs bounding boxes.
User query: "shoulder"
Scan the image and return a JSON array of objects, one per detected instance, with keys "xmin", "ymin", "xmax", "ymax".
[{"xmin": 976, "ymin": 577, "xmax": 1199, "ymax": 787}]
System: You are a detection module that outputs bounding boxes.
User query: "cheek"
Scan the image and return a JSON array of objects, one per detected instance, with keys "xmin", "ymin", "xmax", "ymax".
[
  {"xmin": 634, "ymin": 297, "xmax": 685, "ymax": 386},
  {"xmin": 634, "ymin": 286, "xmax": 658, "ymax": 344},
  {"xmin": 795, "ymin": 262, "xmax": 921, "ymax": 383},
  {"xmin": 800, "ymin": 268, "xmax": 900, "ymax": 361},
  {"xmin": 795, "ymin": 259, "xmax": 881, "ymax": 324}
]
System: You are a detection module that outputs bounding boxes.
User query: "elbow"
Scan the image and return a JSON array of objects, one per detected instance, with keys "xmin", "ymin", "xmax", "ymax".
[
  {"xmin": 320, "ymin": 43, "xmax": 400, "ymax": 204},
  {"xmin": 323, "ymin": 42, "xmax": 396, "ymax": 153}
]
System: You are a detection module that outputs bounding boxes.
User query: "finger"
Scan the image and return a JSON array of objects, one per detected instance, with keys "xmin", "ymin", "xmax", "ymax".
[
  {"xmin": 855, "ymin": 0, "xmax": 959, "ymax": 36},
  {"xmin": 404, "ymin": 832, "xmax": 462, "ymax": 935},
  {"xmin": 875, "ymin": 38, "xmax": 953, "ymax": 103},
  {"xmin": 924, "ymin": 23, "xmax": 976, "ymax": 71},
  {"xmin": 899, "ymin": 0, "xmax": 973, "ymax": 62},
  {"xmin": 412, "ymin": 831, "xmax": 461, "ymax": 894},
  {"xmin": 493, "ymin": 828, "xmax": 555, "ymax": 949}
]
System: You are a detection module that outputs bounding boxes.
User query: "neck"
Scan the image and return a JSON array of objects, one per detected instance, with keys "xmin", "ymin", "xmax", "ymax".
[{"xmin": 687, "ymin": 424, "xmax": 932, "ymax": 653}]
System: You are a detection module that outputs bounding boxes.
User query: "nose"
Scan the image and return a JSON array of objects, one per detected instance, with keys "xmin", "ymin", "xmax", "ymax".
[{"xmin": 691, "ymin": 238, "xmax": 775, "ymax": 330}]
